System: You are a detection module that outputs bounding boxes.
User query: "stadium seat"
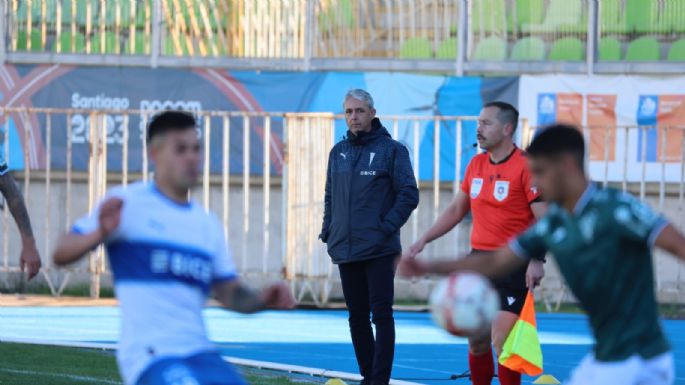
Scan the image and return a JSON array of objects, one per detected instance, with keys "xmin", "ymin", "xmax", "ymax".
[
  {"xmin": 163, "ymin": 35, "xmax": 191, "ymax": 56},
  {"xmin": 126, "ymin": 31, "xmax": 147, "ymax": 55},
  {"xmin": 317, "ymin": 0, "xmax": 354, "ymax": 33},
  {"xmin": 92, "ymin": 31, "xmax": 120, "ymax": 54},
  {"xmin": 472, "ymin": 36, "xmax": 507, "ymax": 61},
  {"xmin": 15, "ymin": 30, "xmax": 43, "ymax": 52},
  {"xmin": 208, "ymin": 35, "xmax": 228, "ymax": 57},
  {"xmin": 667, "ymin": 39, "xmax": 685, "ymax": 61},
  {"xmin": 510, "ymin": 37, "xmax": 545, "ymax": 61},
  {"xmin": 16, "ymin": 0, "xmax": 58, "ymax": 24},
  {"xmin": 61, "ymin": 0, "xmax": 100, "ymax": 27},
  {"xmin": 549, "ymin": 37, "xmax": 584, "ymax": 61},
  {"xmin": 524, "ymin": 0, "xmax": 584, "ymax": 33},
  {"xmin": 135, "ymin": 0, "xmax": 153, "ymax": 28},
  {"xmin": 661, "ymin": 0, "xmax": 685, "ymax": 33},
  {"xmin": 598, "ymin": 37, "xmax": 622, "ymax": 61},
  {"xmin": 436, "ymin": 38, "xmax": 459, "ymax": 59},
  {"xmin": 511, "ymin": 0, "xmax": 545, "ymax": 31},
  {"xmin": 625, "ymin": 0, "xmax": 658, "ymax": 33},
  {"xmin": 104, "ymin": 0, "xmax": 134, "ymax": 27},
  {"xmin": 625, "ymin": 37, "xmax": 660, "ymax": 61},
  {"xmin": 53, "ymin": 31, "xmax": 86, "ymax": 53},
  {"xmin": 15, "ymin": 1, "xmax": 29, "ymax": 23},
  {"xmin": 399, "ymin": 37, "xmax": 433, "ymax": 59},
  {"xmin": 600, "ymin": 0, "xmax": 627, "ymax": 34},
  {"xmin": 471, "ymin": 0, "xmax": 507, "ymax": 35}
]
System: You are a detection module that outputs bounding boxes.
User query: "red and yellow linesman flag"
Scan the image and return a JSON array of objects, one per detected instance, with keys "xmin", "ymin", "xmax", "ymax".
[{"xmin": 498, "ymin": 291, "xmax": 543, "ymax": 376}]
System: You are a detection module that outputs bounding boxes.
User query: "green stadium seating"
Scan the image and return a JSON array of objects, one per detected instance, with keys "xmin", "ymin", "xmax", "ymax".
[
  {"xmin": 209, "ymin": 35, "xmax": 228, "ymax": 57},
  {"xmin": 126, "ymin": 31, "xmax": 147, "ymax": 55},
  {"xmin": 510, "ymin": 37, "xmax": 545, "ymax": 61},
  {"xmin": 625, "ymin": 0, "xmax": 658, "ymax": 33},
  {"xmin": 625, "ymin": 37, "xmax": 660, "ymax": 61},
  {"xmin": 549, "ymin": 37, "xmax": 584, "ymax": 61},
  {"xmin": 399, "ymin": 37, "xmax": 433, "ymax": 59},
  {"xmin": 436, "ymin": 38, "xmax": 458, "ymax": 59},
  {"xmin": 15, "ymin": 1, "xmax": 30, "ymax": 23},
  {"xmin": 472, "ymin": 36, "xmax": 507, "ymax": 61},
  {"xmin": 525, "ymin": 0, "xmax": 584, "ymax": 33},
  {"xmin": 598, "ymin": 37, "xmax": 622, "ymax": 61},
  {"xmin": 15, "ymin": 30, "xmax": 43, "ymax": 52},
  {"xmin": 318, "ymin": 0, "xmax": 354, "ymax": 33},
  {"xmin": 661, "ymin": 0, "xmax": 685, "ymax": 33},
  {"xmin": 471, "ymin": 0, "xmax": 507, "ymax": 34},
  {"xmin": 104, "ymin": 0, "xmax": 134, "ymax": 26},
  {"xmin": 16, "ymin": 0, "xmax": 58, "ymax": 24},
  {"xmin": 512, "ymin": 0, "xmax": 545, "ymax": 31},
  {"xmin": 667, "ymin": 39, "xmax": 685, "ymax": 61},
  {"xmin": 92, "ymin": 31, "xmax": 120, "ymax": 54},
  {"xmin": 61, "ymin": 0, "xmax": 100, "ymax": 26},
  {"xmin": 135, "ymin": 0, "xmax": 153, "ymax": 28},
  {"xmin": 53, "ymin": 31, "xmax": 86, "ymax": 53},
  {"xmin": 163, "ymin": 35, "xmax": 192, "ymax": 56},
  {"xmin": 600, "ymin": 0, "xmax": 627, "ymax": 34}
]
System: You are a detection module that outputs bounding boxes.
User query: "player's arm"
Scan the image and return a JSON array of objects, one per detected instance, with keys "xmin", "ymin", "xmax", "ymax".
[
  {"xmin": 399, "ymin": 245, "xmax": 525, "ymax": 279},
  {"xmin": 530, "ymin": 201, "xmax": 547, "ymax": 218},
  {"xmin": 613, "ymin": 194, "xmax": 685, "ymax": 263},
  {"xmin": 0, "ymin": 172, "xmax": 41, "ymax": 279},
  {"xmin": 526, "ymin": 201, "xmax": 547, "ymax": 288},
  {"xmin": 381, "ymin": 144, "xmax": 419, "ymax": 235},
  {"xmin": 53, "ymin": 232, "xmax": 105, "ymax": 266},
  {"xmin": 654, "ymin": 223, "xmax": 685, "ymax": 263},
  {"xmin": 406, "ymin": 191, "xmax": 470, "ymax": 258},
  {"xmin": 212, "ymin": 280, "xmax": 295, "ymax": 314},
  {"xmin": 53, "ymin": 198, "xmax": 122, "ymax": 266}
]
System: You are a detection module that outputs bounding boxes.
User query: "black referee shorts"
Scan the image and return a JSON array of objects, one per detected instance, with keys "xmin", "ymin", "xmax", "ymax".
[
  {"xmin": 469, "ymin": 249, "xmax": 528, "ymax": 315},
  {"xmin": 495, "ymin": 287, "xmax": 527, "ymax": 315}
]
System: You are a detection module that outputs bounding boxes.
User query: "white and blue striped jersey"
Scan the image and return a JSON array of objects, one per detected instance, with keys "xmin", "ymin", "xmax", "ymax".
[{"xmin": 72, "ymin": 181, "xmax": 237, "ymax": 385}]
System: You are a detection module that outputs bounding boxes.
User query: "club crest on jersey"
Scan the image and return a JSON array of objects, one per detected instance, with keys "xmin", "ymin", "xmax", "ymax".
[
  {"xmin": 494, "ymin": 180, "xmax": 509, "ymax": 202},
  {"xmin": 470, "ymin": 178, "xmax": 483, "ymax": 199}
]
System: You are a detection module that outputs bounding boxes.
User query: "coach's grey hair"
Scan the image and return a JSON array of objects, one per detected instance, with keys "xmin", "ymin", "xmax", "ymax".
[{"xmin": 343, "ymin": 89, "xmax": 375, "ymax": 109}]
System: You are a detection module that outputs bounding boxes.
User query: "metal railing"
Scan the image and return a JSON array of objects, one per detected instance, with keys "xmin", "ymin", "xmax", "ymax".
[
  {"xmin": 1, "ymin": 107, "xmax": 684, "ymax": 304},
  {"xmin": 2, "ymin": 0, "xmax": 684, "ymax": 74}
]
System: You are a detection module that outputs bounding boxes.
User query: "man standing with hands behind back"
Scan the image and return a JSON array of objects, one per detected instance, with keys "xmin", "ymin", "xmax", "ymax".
[{"xmin": 320, "ymin": 89, "xmax": 419, "ymax": 385}]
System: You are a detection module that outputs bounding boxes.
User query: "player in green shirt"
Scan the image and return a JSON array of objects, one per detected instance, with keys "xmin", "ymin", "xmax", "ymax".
[{"xmin": 399, "ymin": 124, "xmax": 683, "ymax": 385}]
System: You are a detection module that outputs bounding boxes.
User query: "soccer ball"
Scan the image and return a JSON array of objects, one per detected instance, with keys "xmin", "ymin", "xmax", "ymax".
[{"xmin": 429, "ymin": 272, "xmax": 500, "ymax": 337}]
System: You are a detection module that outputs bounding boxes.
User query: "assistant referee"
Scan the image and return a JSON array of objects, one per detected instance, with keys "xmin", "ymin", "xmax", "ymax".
[{"xmin": 405, "ymin": 101, "xmax": 545, "ymax": 385}]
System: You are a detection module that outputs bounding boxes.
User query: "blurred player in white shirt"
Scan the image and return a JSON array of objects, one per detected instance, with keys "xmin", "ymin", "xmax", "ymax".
[{"xmin": 53, "ymin": 111, "xmax": 295, "ymax": 385}]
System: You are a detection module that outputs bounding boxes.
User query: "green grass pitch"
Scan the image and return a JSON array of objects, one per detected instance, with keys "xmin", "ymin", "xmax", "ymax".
[{"xmin": 0, "ymin": 342, "xmax": 314, "ymax": 385}]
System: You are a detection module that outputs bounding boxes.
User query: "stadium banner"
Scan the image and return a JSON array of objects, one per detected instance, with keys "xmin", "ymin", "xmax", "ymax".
[
  {"xmin": 519, "ymin": 75, "xmax": 685, "ymax": 183},
  {"xmin": 0, "ymin": 64, "xmax": 517, "ymax": 179}
]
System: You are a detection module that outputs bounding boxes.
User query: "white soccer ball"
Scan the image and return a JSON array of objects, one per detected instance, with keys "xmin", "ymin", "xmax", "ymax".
[{"xmin": 429, "ymin": 272, "xmax": 500, "ymax": 337}]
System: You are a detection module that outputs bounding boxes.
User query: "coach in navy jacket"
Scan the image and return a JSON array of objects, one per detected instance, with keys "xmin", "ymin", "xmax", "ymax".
[{"xmin": 320, "ymin": 89, "xmax": 418, "ymax": 385}]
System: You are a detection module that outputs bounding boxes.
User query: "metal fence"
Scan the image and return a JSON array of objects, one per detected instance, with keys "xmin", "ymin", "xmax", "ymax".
[
  {"xmin": 2, "ymin": 0, "xmax": 684, "ymax": 74},
  {"xmin": 1, "ymin": 107, "xmax": 684, "ymax": 305}
]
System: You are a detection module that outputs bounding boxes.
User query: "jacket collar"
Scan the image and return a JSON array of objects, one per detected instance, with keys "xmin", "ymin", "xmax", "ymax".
[{"xmin": 345, "ymin": 118, "xmax": 391, "ymax": 146}]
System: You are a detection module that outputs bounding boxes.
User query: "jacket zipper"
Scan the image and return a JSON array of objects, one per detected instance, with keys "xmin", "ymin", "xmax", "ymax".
[{"xmin": 347, "ymin": 145, "xmax": 363, "ymax": 260}]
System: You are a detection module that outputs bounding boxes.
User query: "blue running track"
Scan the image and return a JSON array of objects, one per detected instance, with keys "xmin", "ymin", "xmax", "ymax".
[{"xmin": 0, "ymin": 307, "xmax": 682, "ymax": 384}]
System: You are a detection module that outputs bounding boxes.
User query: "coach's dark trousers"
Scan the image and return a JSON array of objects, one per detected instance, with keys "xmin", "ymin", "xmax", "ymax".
[{"xmin": 338, "ymin": 255, "xmax": 396, "ymax": 385}]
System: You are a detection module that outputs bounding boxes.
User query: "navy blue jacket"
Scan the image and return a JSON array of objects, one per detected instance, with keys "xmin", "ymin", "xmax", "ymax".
[{"xmin": 320, "ymin": 118, "xmax": 419, "ymax": 264}]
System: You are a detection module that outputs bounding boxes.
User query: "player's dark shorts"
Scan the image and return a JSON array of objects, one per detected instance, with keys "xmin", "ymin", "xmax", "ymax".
[
  {"xmin": 136, "ymin": 351, "xmax": 247, "ymax": 385},
  {"xmin": 470, "ymin": 249, "xmax": 528, "ymax": 315}
]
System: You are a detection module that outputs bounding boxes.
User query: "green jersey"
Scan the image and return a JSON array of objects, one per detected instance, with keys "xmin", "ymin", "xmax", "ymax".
[{"xmin": 510, "ymin": 184, "xmax": 670, "ymax": 361}]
